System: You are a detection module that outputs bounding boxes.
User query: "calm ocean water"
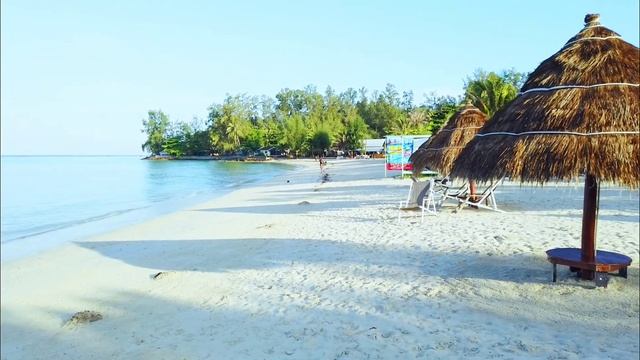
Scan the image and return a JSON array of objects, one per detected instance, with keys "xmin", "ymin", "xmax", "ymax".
[{"xmin": 0, "ymin": 156, "xmax": 292, "ymax": 260}]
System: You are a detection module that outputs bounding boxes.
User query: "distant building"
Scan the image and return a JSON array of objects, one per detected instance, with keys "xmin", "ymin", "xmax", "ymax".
[
  {"xmin": 256, "ymin": 149, "xmax": 271, "ymax": 157},
  {"xmin": 360, "ymin": 139, "xmax": 386, "ymax": 154},
  {"xmin": 258, "ymin": 147, "xmax": 286, "ymax": 157}
]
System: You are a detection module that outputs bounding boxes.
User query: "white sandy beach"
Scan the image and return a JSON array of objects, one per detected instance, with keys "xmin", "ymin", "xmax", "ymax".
[{"xmin": 1, "ymin": 159, "xmax": 639, "ymax": 359}]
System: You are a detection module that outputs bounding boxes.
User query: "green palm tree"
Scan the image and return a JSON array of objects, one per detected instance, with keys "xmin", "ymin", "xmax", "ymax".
[
  {"xmin": 465, "ymin": 72, "xmax": 519, "ymax": 118},
  {"xmin": 210, "ymin": 98, "xmax": 250, "ymax": 153},
  {"xmin": 281, "ymin": 114, "xmax": 307, "ymax": 157}
]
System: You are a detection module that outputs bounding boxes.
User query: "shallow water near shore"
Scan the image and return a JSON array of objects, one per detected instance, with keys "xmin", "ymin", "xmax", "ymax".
[{"xmin": 0, "ymin": 156, "xmax": 292, "ymax": 261}]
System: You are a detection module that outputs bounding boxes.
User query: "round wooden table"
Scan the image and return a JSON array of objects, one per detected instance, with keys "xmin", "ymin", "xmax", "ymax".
[{"xmin": 546, "ymin": 247, "xmax": 632, "ymax": 287}]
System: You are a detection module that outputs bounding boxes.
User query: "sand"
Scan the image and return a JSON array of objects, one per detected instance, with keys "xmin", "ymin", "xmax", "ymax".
[{"xmin": 1, "ymin": 159, "xmax": 639, "ymax": 359}]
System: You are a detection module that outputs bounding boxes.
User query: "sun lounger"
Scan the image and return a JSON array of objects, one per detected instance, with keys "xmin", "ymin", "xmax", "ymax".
[
  {"xmin": 438, "ymin": 181, "xmax": 470, "ymax": 206},
  {"xmin": 455, "ymin": 180, "xmax": 504, "ymax": 212}
]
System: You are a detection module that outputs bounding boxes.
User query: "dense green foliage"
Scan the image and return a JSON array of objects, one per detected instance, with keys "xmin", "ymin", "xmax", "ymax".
[
  {"xmin": 310, "ymin": 130, "xmax": 331, "ymax": 155},
  {"xmin": 141, "ymin": 69, "xmax": 526, "ymax": 157},
  {"xmin": 464, "ymin": 68, "xmax": 526, "ymax": 118},
  {"xmin": 141, "ymin": 111, "xmax": 170, "ymax": 155}
]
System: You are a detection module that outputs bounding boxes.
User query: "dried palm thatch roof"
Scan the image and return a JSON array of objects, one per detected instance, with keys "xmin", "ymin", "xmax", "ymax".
[
  {"xmin": 451, "ymin": 14, "xmax": 640, "ymax": 188},
  {"xmin": 409, "ymin": 102, "xmax": 487, "ymax": 176}
]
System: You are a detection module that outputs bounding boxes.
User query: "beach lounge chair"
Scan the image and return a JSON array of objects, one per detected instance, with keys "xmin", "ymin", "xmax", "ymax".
[
  {"xmin": 455, "ymin": 180, "xmax": 504, "ymax": 212},
  {"xmin": 438, "ymin": 181, "xmax": 470, "ymax": 206},
  {"xmin": 398, "ymin": 178, "xmax": 439, "ymax": 222}
]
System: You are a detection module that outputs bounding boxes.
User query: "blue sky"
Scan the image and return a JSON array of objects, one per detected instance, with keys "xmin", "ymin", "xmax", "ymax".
[{"xmin": 1, "ymin": 0, "xmax": 638, "ymax": 155}]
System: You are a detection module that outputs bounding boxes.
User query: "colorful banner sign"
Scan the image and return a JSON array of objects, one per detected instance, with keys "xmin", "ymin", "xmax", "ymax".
[
  {"xmin": 385, "ymin": 135, "xmax": 429, "ymax": 171},
  {"xmin": 385, "ymin": 136, "xmax": 404, "ymax": 170}
]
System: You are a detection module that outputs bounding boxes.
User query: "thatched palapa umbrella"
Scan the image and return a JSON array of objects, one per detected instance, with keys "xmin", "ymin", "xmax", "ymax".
[
  {"xmin": 451, "ymin": 14, "xmax": 639, "ymax": 284},
  {"xmin": 409, "ymin": 101, "xmax": 488, "ymax": 177}
]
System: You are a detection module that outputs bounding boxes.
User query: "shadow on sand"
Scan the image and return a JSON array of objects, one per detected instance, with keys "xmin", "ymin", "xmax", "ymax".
[
  {"xmin": 191, "ymin": 199, "xmax": 388, "ymax": 215},
  {"xmin": 4, "ymin": 238, "xmax": 637, "ymax": 359},
  {"xmin": 73, "ymin": 237, "xmax": 638, "ymax": 287}
]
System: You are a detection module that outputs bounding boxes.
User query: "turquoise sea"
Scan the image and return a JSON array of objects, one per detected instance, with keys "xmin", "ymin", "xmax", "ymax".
[{"xmin": 0, "ymin": 156, "xmax": 292, "ymax": 261}]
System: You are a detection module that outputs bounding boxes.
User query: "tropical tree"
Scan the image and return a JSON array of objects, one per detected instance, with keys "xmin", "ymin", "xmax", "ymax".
[
  {"xmin": 281, "ymin": 114, "xmax": 307, "ymax": 157},
  {"xmin": 501, "ymin": 68, "xmax": 527, "ymax": 89},
  {"xmin": 275, "ymin": 88, "xmax": 308, "ymax": 116},
  {"xmin": 423, "ymin": 93, "xmax": 460, "ymax": 133},
  {"xmin": 386, "ymin": 115, "xmax": 413, "ymax": 135},
  {"xmin": 341, "ymin": 109, "xmax": 368, "ymax": 152},
  {"xmin": 182, "ymin": 118, "xmax": 211, "ymax": 156},
  {"xmin": 186, "ymin": 129, "xmax": 211, "ymax": 155},
  {"xmin": 260, "ymin": 118, "xmax": 283, "ymax": 149},
  {"xmin": 144, "ymin": 81, "xmax": 523, "ymax": 157},
  {"xmin": 141, "ymin": 110, "xmax": 170, "ymax": 155},
  {"xmin": 320, "ymin": 87, "xmax": 344, "ymax": 142},
  {"xmin": 400, "ymin": 90, "xmax": 414, "ymax": 112},
  {"xmin": 162, "ymin": 136, "xmax": 185, "ymax": 157},
  {"xmin": 355, "ymin": 84, "xmax": 405, "ymax": 137},
  {"xmin": 333, "ymin": 95, "xmax": 369, "ymax": 151},
  {"xmin": 464, "ymin": 69, "xmax": 524, "ymax": 118},
  {"xmin": 243, "ymin": 127, "xmax": 265, "ymax": 152},
  {"xmin": 407, "ymin": 107, "xmax": 430, "ymax": 132},
  {"xmin": 304, "ymin": 89, "xmax": 326, "ymax": 132},
  {"xmin": 387, "ymin": 107, "xmax": 431, "ymax": 135},
  {"xmin": 208, "ymin": 95, "xmax": 251, "ymax": 153},
  {"xmin": 309, "ymin": 130, "xmax": 331, "ymax": 156}
]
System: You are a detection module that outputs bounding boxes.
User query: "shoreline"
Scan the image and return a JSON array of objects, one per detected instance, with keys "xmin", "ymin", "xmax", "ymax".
[
  {"xmin": 0, "ymin": 159, "xmax": 315, "ymax": 263},
  {"xmin": 2, "ymin": 159, "xmax": 638, "ymax": 359},
  {"xmin": 142, "ymin": 155, "xmax": 274, "ymax": 161},
  {"xmin": 142, "ymin": 155, "xmax": 308, "ymax": 161}
]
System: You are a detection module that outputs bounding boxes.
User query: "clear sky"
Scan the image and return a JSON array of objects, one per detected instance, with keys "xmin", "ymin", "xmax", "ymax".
[{"xmin": 1, "ymin": 0, "xmax": 638, "ymax": 155}]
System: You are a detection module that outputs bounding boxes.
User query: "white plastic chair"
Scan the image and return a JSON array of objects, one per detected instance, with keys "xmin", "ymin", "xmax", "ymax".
[
  {"xmin": 419, "ymin": 179, "xmax": 438, "ymax": 221},
  {"xmin": 398, "ymin": 178, "xmax": 439, "ymax": 222}
]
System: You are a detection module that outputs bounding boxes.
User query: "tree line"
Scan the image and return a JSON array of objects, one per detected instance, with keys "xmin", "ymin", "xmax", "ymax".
[{"xmin": 141, "ymin": 69, "xmax": 525, "ymax": 157}]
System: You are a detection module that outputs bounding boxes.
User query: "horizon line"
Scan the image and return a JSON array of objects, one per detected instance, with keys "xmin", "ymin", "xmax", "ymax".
[{"xmin": 1, "ymin": 154, "xmax": 146, "ymax": 157}]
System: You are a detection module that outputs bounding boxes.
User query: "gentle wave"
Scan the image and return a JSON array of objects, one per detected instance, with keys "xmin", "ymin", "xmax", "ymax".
[{"xmin": 1, "ymin": 206, "xmax": 149, "ymax": 244}]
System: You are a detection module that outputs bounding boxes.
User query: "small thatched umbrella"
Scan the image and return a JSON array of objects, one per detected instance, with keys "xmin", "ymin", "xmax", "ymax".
[
  {"xmin": 451, "ymin": 14, "xmax": 639, "ymax": 283},
  {"xmin": 409, "ymin": 101, "xmax": 488, "ymax": 177}
]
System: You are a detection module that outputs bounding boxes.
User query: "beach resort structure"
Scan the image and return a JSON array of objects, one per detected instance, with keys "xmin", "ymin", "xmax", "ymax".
[
  {"xmin": 408, "ymin": 101, "xmax": 489, "ymax": 206},
  {"xmin": 359, "ymin": 139, "xmax": 386, "ymax": 156},
  {"xmin": 409, "ymin": 101, "xmax": 487, "ymax": 177},
  {"xmin": 452, "ymin": 14, "xmax": 639, "ymax": 287}
]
